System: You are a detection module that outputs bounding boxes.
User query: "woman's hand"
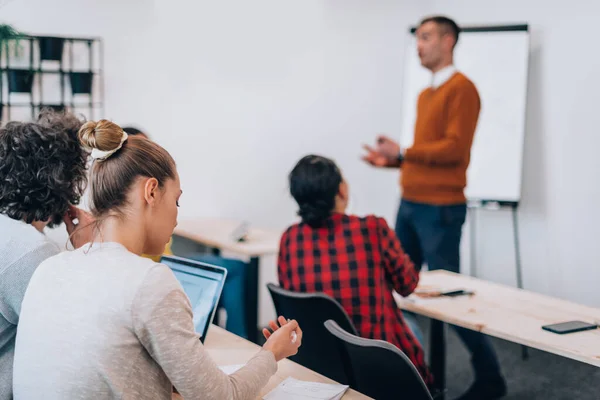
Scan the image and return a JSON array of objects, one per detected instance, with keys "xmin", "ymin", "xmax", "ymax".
[
  {"xmin": 64, "ymin": 205, "xmax": 95, "ymax": 249},
  {"xmin": 262, "ymin": 316, "xmax": 303, "ymax": 362}
]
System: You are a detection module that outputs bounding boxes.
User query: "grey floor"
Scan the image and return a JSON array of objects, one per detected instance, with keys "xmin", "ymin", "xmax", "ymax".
[{"xmin": 416, "ymin": 316, "xmax": 600, "ymax": 400}]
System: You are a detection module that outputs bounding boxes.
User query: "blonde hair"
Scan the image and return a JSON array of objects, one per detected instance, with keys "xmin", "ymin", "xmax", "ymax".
[{"xmin": 79, "ymin": 120, "xmax": 176, "ymax": 218}]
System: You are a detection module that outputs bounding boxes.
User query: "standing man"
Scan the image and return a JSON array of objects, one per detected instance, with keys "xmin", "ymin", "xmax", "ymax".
[{"xmin": 363, "ymin": 16, "xmax": 506, "ymax": 400}]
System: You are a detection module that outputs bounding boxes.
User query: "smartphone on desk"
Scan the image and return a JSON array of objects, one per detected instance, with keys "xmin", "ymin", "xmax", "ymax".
[
  {"xmin": 541, "ymin": 320, "xmax": 598, "ymax": 335},
  {"xmin": 414, "ymin": 288, "xmax": 474, "ymax": 298}
]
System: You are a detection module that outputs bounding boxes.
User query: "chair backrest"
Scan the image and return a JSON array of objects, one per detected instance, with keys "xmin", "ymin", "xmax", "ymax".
[
  {"xmin": 325, "ymin": 320, "xmax": 433, "ymax": 400},
  {"xmin": 266, "ymin": 283, "xmax": 358, "ymax": 384}
]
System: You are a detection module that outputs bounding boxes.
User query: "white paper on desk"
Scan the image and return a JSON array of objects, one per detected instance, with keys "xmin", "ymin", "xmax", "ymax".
[
  {"xmin": 219, "ymin": 364, "xmax": 245, "ymax": 375},
  {"xmin": 394, "ymin": 290, "xmax": 450, "ymax": 306},
  {"xmin": 263, "ymin": 377, "xmax": 349, "ymax": 400}
]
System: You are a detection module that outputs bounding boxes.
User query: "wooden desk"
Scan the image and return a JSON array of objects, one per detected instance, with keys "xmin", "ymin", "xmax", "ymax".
[
  {"xmin": 395, "ymin": 270, "xmax": 600, "ymax": 398},
  {"xmin": 174, "ymin": 218, "xmax": 281, "ymax": 343},
  {"xmin": 175, "ymin": 218, "xmax": 280, "ymax": 257},
  {"xmin": 205, "ymin": 325, "xmax": 372, "ymax": 399}
]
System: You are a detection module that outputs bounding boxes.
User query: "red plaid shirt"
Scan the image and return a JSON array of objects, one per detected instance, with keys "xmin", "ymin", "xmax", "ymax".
[{"xmin": 278, "ymin": 213, "xmax": 433, "ymax": 385}]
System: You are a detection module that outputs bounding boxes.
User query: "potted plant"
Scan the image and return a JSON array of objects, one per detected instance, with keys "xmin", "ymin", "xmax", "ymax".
[
  {"xmin": 0, "ymin": 24, "xmax": 33, "ymax": 94},
  {"xmin": 70, "ymin": 72, "xmax": 93, "ymax": 94},
  {"xmin": 0, "ymin": 24, "xmax": 22, "ymax": 118},
  {"xmin": 0, "ymin": 25, "xmax": 18, "ymax": 120},
  {"xmin": 38, "ymin": 36, "xmax": 64, "ymax": 61},
  {"xmin": 0, "ymin": 23, "xmax": 21, "ymax": 50}
]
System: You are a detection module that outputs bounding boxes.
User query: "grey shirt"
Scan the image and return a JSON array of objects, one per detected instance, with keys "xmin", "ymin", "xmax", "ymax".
[
  {"xmin": 13, "ymin": 242, "xmax": 277, "ymax": 399},
  {"xmin": 0, "ymin": 215, "xmax": 59, "ymax": 400}
]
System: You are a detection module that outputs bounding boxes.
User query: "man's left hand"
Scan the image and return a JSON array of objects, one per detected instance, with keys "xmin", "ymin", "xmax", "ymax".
[{"xmin": 376, "ymin": 135, "xmax": 401, "ymax": 159}]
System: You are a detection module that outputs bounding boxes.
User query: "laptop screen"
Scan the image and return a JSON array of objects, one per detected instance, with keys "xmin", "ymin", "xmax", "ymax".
[{"xmin": 160, "ymin": 255, "xmax": 227, "ymax": 342}]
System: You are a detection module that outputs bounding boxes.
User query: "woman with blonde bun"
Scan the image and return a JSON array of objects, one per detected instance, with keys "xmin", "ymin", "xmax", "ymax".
[{"xmin": 13, "ymin": 120, "xmax": 302, "ymax": 400}]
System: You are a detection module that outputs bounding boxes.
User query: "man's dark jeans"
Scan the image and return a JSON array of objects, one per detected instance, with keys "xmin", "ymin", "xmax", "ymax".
[{"xmin": 395, "ymin": 199, "xmax": 502, "ymax": 381}]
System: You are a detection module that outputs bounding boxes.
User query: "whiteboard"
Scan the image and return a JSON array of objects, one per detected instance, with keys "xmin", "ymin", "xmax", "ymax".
[{"xmin": 400, "ymin": 26, "xmax": 530, "ymax": 203}]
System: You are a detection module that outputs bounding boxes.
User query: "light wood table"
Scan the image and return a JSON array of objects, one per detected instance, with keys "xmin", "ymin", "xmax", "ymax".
[
  {"xmin": 205, "ymin": 325, "xmax": 372, "ymax": 399},
  {"xmin": 175, "ymin": 218, "xmax": 281, "ymax": 258},
  {"xmin": 395, "ymin": 270, "xmax": 600, "ymax": 398},
  {"xmin": 175, "ymin": 218, "xmax": 281, "ymax": 343}
]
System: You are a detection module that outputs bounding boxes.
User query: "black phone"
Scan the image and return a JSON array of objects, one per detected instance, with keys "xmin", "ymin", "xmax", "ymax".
[
  {"xmin": 440, "ymin": 289, "xmax": 474, "ymax": 297},
  {"xmin": 541, "ymin": 320, "xmax": 598, "ymax": 335}
]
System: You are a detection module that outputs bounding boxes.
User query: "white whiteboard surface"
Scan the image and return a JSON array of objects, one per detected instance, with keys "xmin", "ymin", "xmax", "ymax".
[{"xmin": 400, "ymin": 28, "xmax": 530, "ymax": 203}]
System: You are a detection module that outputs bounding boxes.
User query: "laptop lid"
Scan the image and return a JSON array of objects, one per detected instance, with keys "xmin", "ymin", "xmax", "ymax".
[{"xmin": 160, "ymin": 255, "xmax": 227, "ymax": 342}]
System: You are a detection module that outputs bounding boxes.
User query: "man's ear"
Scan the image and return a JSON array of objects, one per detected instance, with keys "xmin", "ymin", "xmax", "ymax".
[
  {"xmin": 442, "ymin": 33, "xmax": 456, "ymax": 51},
  {"xmin": 143, "ymin": 178, "xmax": 160, "ymax": 206}
]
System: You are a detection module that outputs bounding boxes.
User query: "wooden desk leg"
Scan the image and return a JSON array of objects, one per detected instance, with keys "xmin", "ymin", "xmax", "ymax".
[
  {"xmin": 245, "ymin": 257, "xmax": 260, "ymax": 344},
  {"xmin": 430, "ymin": 319, "xmax": 446, "ymax": 400}
]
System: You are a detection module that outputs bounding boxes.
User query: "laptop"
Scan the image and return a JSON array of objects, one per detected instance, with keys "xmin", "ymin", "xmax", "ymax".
[{"xmin": 160, "ymin": 255, "xmax": 227, "ymax": 342}]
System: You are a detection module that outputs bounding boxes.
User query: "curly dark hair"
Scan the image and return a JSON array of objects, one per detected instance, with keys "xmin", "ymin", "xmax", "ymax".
[{"xmin": 0, "ymin": 110, "xmax": 88, "ymax": 227}]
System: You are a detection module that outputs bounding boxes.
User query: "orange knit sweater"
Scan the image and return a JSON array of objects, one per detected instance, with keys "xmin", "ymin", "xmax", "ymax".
[{"xmin": 401, "ymin": 72, "xmax": 480, "ymax": 205}]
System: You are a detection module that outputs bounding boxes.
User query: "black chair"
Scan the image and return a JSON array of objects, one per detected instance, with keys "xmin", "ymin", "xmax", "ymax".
[
  {"xmin": 266, "ymin": 283, "xmax": 358, "ymax": 384},
  {"xmin": 325, "ymin": 319, "xmax": 434, "ymax": 400}
]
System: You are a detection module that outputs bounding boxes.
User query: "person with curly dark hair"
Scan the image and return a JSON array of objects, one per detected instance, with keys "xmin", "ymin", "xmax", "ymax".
[{"xmin": 0, "ymin": 110, "xmax": 92, "ymax": 400}]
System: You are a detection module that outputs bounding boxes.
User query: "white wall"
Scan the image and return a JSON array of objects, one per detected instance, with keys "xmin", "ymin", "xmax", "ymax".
[
  {"xmin": 152, "ymin": 0, "xmax": 429, "ymax": 227},
  {"xmin": 425, "ymin": 0, "xmax": 600, "ymax": 307}
]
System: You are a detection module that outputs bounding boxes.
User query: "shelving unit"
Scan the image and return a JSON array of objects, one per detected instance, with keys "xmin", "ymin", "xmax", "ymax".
[{"xmin": 0, "ymin": 34, "xmax": 104, "ymax": 122}]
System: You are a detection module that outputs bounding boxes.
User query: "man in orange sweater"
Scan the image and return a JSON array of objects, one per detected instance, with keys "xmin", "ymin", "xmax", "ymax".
[{"xmin": 363, "ymin": 16, "xmax": 506, "ymax": 400}]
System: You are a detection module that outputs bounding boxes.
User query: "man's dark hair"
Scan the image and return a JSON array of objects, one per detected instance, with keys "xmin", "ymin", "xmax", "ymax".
[
  {"xmin": 0, "ymin": 110, "xmax": 88, "ymax": 227},
  {"xmin": 420, "ymin": 15, "xmax": 460, "ymax": 46},
  {"xmin": 122, "ymin": 126, "xmax": 147, "ymax": 137},
  {"xmin": 289, "ymin": 155, "xmax": 342, "ymax": 228}
]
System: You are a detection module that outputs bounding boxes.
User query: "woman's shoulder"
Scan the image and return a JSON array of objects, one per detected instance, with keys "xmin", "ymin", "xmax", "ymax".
[
  {"xmin": 0, "ymin": 215, "xmax": 59, "ymax": 251},
  {"xmin": 113, "ymin": 251, "xmax": 182, "ymax": 302},
  {"xmin": 281, "ymin": 221, "xmax": 303, "ymax": 237},
  {"xmin": 281, "ymin": 214, "xmax": 391, "ymax": 236},
  {"xmin": 113, "ymin": 248, "xmax": 175, "ymax": 283},
  {"xmin": 41, "ymin": 242, "xmax": 163, "ymax": 278},
  {"xmin": 345, "ymin": 213, "xmax": 389, "ymax": 228}
]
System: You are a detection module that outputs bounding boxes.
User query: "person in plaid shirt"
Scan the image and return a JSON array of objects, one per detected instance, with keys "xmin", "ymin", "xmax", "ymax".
[{"xmin": 277, "ymin": 155, "xmax": 433, "ymax": 386}]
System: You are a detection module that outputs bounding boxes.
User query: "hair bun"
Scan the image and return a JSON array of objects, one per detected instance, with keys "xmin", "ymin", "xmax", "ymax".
[
  {"xmin": 298, "ymin": 200, "xmax": 333, "ymax": 228},
  {"xmin": 78, "ymin": 119, "xmax": 125, "ymax": 152}
]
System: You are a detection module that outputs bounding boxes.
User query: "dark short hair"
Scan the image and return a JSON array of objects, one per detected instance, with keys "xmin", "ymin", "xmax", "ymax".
[
  {"xmin": 289, "ymin": 155, "xmax": 342, "ymax": 228},
  {"xmin": 122, "ymin": 126, "xmax": 147, "ymax": 137},
  {"xmin": 420, "ymin": 15, "xmax": 460, "ymax": 46},
  {"xmin": 0, "ymin": 110, "xmax": 88, "ymax": 227}
]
